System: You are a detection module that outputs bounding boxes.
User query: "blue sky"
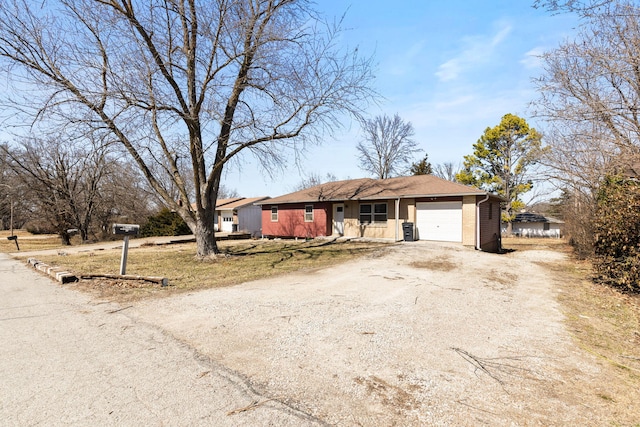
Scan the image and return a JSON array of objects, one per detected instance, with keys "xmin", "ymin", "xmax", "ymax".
[{"xmin": 224, "ymin": 1, "xmax": 579, "ymax": 199}]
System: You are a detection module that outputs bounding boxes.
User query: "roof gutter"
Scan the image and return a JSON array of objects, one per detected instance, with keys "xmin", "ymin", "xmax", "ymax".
[
  {"xmin": 257, "ymin": 192, "xmax": 493, "ymax": 206},
  {"xmin": 476, "ymin": 194, "xmax": 490, "ymax": 250},
  {"xmin": 395, "ymin": 197, "xmax": 400, "ymax": 241}
]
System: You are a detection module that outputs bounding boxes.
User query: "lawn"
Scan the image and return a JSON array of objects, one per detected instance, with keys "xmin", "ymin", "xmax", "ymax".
[
  {"xmin": 0, "ymin": 230, "xmax": 75, "ymax": 253},
  {"xmin": 25, "ymin": 237, "xmax": 390, "ymax": 300}
]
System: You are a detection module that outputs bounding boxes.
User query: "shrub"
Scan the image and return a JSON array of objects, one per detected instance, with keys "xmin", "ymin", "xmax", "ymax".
[
  {"xmin": 140, "ymin": 208, "xmax": 191, "ymax": 237},
  {"xmin": 593, "ymin": 175, "xmax": 640, "ymax": 292},
  {"xmin": 562, "ymin": 191, "xmax": 597, "ymax": 259},
  {"xmin": 25, "ymin": 221, "xmax": 56, "ymax": 235}
]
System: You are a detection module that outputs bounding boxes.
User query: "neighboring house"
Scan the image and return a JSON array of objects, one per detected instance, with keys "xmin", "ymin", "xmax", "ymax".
[
  {"xmin": 215, "ymin": 197, "xmax": 270, "ymax": 237},
  {"xmin": 504, "ymin": 212, "xmax": 564, "ymax": 238},
  {"xmin": 213, "ymin": 198, "xmax": 243, "ymax": 232},
  {"xmin": 257, "ymin": 175, "xmax": 505, "ymax": 252}
]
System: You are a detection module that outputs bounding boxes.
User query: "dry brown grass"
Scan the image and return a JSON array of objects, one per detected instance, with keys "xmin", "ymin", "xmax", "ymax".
[
  {"xmin": 31, "ymin": 238, "xmax": 390, "ymax": 301},
  {"xmin": 501, "ymin": 237, "xmax": 640, "ymax": 423},
  {"xmin": 535, "ymin": 247, "xmax": 640, "ymax": 425},
  {"xmin": 0, "ymin": 230, "xmax": 79, "ymax": 253},
  {"xmin": 409, "ymin": 256, "xmax": 456, "ymax": 272},
  {"xmin": 501, "ymin": 236, "xmax": 570, "ymax": 252}
]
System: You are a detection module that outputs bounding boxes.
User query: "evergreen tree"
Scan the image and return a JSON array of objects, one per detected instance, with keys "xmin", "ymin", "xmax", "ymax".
[
  {"xmin": 410, "ymin": 154, "xmax": 433, "ymax": 175},
  {"xmin": 456, "ymin": 114, "xmax": 544, "ymax": 233}
]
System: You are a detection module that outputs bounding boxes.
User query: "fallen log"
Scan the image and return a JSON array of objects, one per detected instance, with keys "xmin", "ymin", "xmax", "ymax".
[{"xmin": 80, "ymin": 273, "xmax": 169, "ymax": 287}]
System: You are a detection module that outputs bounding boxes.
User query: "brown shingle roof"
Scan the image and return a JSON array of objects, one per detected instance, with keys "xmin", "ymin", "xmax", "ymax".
[
  {"xmin": 215, "ymin": 197, "xmax": 244, "ymax": 208},
  {"xmin": 217, "ymin": 196, "xmax": 270, "ymax": 210},
  {"xmin": 258, "ymin": 175, "xmax": 493, "ymax": 205}
]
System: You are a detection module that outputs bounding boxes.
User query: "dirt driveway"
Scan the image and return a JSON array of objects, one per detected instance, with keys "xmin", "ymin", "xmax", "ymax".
[{"xmin": 131, "ymin": 241, "xmax": 613, "ymax": 426}]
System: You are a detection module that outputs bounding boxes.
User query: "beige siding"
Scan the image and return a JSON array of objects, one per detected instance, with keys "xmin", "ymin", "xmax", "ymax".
[
  {"xmin": 334, "ymin": 196, "xmax": 503, "ymax": 247},
  {"xmin": 462, "ymin": 196, "xmax": 477, "ymax": 247},
  {"xmin": 340, "ymin": 199, "xmax": 416, "ymax": 240}
]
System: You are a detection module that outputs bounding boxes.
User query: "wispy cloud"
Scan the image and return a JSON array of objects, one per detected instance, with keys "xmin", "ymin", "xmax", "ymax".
[
  {"xmin": 520, "ymin": 47, "xmax": 545, "ymax": 69},
  {"xmin": 435, "ymin": 22, "xmax": 512, "ymax": 82}
]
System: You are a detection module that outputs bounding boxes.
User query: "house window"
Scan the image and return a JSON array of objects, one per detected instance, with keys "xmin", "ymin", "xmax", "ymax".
[
  {"xmin": 305, "ymin": 205, "xmax": 314, "ymax": 222},
  {"xmin": 543, "ymin": 222, "xmax": 550, "ymax": 231},
  {"xmin": 359, "ymin": 203, "xmax": 387, "ymax": 224},
  {"xmin": 271, "ymin": 206, "xmax": 278, "ymax": 222}
]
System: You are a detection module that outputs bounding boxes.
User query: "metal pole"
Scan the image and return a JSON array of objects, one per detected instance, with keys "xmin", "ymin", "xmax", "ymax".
[
  {"xmin": 10, "ymin": 198, "xmax": 13, "ymax": 237},
  {"xmin": 0, "ymin": 184, "xmax": 13, "ymax": 236},
  {"xmin": 119, "ymin": 235, "xmax": 129, "ymax": 275}
]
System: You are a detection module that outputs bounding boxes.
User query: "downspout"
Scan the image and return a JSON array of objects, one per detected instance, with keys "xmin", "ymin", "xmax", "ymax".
[
  {"xmin": 476, "ymin": 194, "xmax": 490, "ymax": 250},
  {"xmin": 395, "ymin": 197, "xmax": 400, "ymax": 241}
]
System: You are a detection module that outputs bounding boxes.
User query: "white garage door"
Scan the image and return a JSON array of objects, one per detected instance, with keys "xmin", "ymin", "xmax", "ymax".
[
  {"xmin": 416, "ymin": 202, "xmax": 463, "ymax": 242},
  {"xmin": 221, "ymin": 211, "xmax": 234, "ymax": 232}
]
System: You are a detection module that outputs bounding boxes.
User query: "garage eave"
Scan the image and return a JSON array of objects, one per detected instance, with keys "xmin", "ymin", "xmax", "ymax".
[{"xmin": 395, "ymin": 192, "xmax": 498, "ymax": 200}]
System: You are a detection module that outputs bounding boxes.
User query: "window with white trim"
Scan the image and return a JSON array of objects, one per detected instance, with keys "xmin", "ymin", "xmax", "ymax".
[
  {"xmin": 304, "ymin": 204, "xmax": 314, "ymax": 222},
  {"xmin": 271, "ymin": 206, "xmax": 278, "ymax": 222},
  {"xmin": 359, "ymin": 203, "xmax": 387, "ymax": 224}
]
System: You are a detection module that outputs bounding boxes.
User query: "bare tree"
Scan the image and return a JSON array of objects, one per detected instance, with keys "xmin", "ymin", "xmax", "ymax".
[
  {"xmin": 0, "ymin": 0, "xmax": 375, "ymax": 257},
  {"xmin": 432, "ymin": 162, "xmax": 461, "ymax": 182},
  {"xmin": 2, "ymin": 135, "xmax": 113, "ymax": 244},
  {"xmin": 532, "ymin": 0, "xmax": 640, "ymax": 251},
  {"xmin": 0, "ymin": 144, "xmax": 27, "ymax": 232},
  {"xmin": 533, "ymin": 1, "xmax": 640, "ymax": 157},
  {"xmin": 218, "ymin": 184, "xmax": 240, "ymax": 200},
  {"xmin": 92, "ymin": 161, "xmax": 157, "ymax": 239},
  {"xmin": 356, "ymin": 114, "xmax": 420, "ymax": 179},
  {"xmin": 533, "ymin": 0, "xmax": 615, "ymax": 14},
  {"xmin": 292, "ymin": 172, "xmax": 338, "ymax": 191},
  {"xmin": 4, "ymin": 134, "xmax": 156, "ymax": 243}
]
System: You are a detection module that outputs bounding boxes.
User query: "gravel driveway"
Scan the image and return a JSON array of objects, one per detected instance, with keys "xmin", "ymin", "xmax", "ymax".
[{"xmin": 132, "ymin": 241, "xmax": 610, "ymax": 426}]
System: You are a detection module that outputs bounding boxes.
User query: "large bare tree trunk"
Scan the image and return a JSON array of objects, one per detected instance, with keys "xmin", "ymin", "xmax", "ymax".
[
  {"xmin": 0, "ymin": 0, "xmax": 375, "ymax": 258},
  {"xmin": 194, "ymin": 221, "xmax": 217, "ymax": 258}
]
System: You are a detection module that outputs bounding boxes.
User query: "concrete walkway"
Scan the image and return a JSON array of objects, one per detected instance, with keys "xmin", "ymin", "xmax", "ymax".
[{"xmin": 0, "ymin": 253, "xmax": 322, "ymax": 426}]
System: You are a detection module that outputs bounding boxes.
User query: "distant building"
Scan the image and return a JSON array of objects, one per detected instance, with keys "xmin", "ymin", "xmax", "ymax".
[
  {"xmin": 503, "ymin": 212, "xmax": 564, "ymax": 238},
  {"xmin": 214, "ymin": 197, "xmax": 270, "ymax": 237}
]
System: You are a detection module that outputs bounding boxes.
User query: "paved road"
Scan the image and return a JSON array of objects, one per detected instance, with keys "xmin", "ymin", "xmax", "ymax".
[{"xmin": 0, "ymin": 253, "xmax": 322, "ymax": 426}]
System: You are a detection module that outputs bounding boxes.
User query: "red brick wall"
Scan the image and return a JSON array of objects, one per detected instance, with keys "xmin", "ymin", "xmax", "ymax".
[{"xmin": 261, "ymin": 203, "xmax": 331, "ymax": 238}]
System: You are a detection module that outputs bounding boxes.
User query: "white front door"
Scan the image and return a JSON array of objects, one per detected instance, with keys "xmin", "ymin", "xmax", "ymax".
[
  {"xmin": 333, "ymin": 204, "xmax": 344, "ymax": 235},
  {"xmin": 221, "ymin": 211, "xmax": 234, "ymax": 232}
]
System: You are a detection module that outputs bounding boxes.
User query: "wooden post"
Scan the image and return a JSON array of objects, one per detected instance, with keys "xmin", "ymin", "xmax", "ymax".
[{"xmin": 120, "ymin": 235, "xmax": 129, "ymax": 275}]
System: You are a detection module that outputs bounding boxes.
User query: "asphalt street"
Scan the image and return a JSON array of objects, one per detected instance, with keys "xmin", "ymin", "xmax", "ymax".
[{"xmin": 0, "ymin": 253, "xmax": 322, "ymax": 426}]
